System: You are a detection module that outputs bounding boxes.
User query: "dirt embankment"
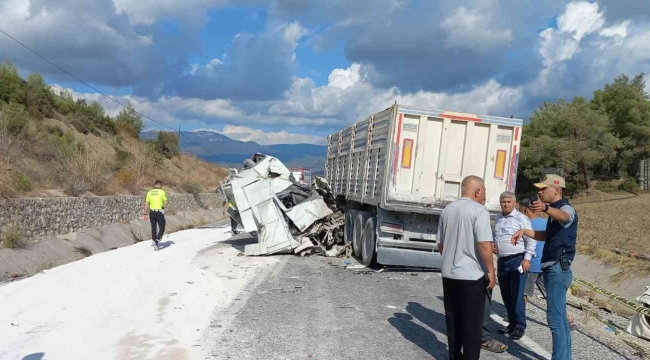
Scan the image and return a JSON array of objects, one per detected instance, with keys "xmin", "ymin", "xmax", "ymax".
[{"xmin": 568, "ymin": 192, "xmax": 650, "ymax": 301}]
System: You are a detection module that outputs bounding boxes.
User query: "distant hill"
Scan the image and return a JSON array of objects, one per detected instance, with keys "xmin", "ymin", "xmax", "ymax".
[{"xmin": 142, "ymin": 131, "xmax": 328, "ymax": 172}]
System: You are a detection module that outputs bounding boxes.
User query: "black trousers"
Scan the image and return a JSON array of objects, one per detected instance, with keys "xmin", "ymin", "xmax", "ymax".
[
  {"xmin": 443, "ymin": 277, "xmax": 487, "ymax": 360},
  {"xmin": 149, "ymin": 210, "xmax": 166, "ymax": 242},
  {"xmin": 230, "ymin": 217, "xmax": 238, "ymax": 234}
]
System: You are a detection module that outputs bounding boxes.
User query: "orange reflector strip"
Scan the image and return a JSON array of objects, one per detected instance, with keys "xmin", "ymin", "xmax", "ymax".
[
  {"xmin": 495, "ymin": 150, "xmax": 507, "ymax": 179},
  {"xmin": 402, "ymin": 139, "xmax": 414, "ymax": 169}
]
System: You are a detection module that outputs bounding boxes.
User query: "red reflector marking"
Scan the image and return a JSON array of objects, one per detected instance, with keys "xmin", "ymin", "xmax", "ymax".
[{"xmin": 440, "ymin": 114, "xmax": 481, "ymax": 122}]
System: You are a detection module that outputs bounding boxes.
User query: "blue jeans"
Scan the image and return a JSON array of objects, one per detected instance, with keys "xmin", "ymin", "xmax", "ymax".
[
  {"xmin": 497, "ymin": 253, "xmax": 528, "ymax": 329},
  {"xmin": 543, "ymin": 262, "xmax": 573, "ymax": 360}
]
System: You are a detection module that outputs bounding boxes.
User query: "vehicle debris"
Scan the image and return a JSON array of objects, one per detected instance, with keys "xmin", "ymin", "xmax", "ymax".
[
  {"xmin": 627, "ymin": 286, "xmax": 650, "ymax": 341},
  {"xmin": 216, "ymin": 153, "xmax": 345, "ymax": 257}
]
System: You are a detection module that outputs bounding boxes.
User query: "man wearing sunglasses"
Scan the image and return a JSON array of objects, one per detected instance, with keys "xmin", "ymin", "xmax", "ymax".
[{"xmin": 511, "ymin": 174, "xmax": 578, "ymax": 360}]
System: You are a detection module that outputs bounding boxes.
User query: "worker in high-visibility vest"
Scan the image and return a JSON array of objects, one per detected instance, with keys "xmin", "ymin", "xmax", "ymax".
[
  {"xmin": 222, "ymin": 200, "xmax": 238, "ymax": 235},
  {"xmin": 144, "ymin": 180, "xmax": 168, "ymax": 251}
]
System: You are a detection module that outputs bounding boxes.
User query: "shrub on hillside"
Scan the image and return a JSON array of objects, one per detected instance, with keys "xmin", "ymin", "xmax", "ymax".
[
  {"xmin": 115, "ymin": 104, "xmax": 143, "ymax": 138},
  {"xmin": 1, "ymin": 101, "xmax": 30, "ymax": 136},
  {"xmin": 594, "ymin": 181, "xmax": 619, "ymax": 193},
  {"xmin": 64, "ymin": 180, "xmax": 90, "ymax": 197},
  {"xmin": 114, "ymin": 148, "xmax": 134, "ymax": 170},
  {"xmin": 15, "ymin": 174, "xmax": 32, "ymax": 193},
  {"xmin": 181, "ymin": 181, "xmax": 202, "ymax": 195},
  {"xmin": 618, "ymin": 177, "xmax": 641, "ymax": 193},
  {"xmin": 25, "ymin": 73, "xmax": 55, "ymax": 119},
  {"xmin": 145, "ymin": 141, "xmax": 164, "ymax": 166},
  {"xmin": 45, "ymin": 125, "xmax": 64, "ymax": 137},
  {"xmin": 155, "ymin": 131, "xmax": 180, "ymax": 159},
  {"xmin": 54, "ymin": 89, "xmax": 76, "ymax": 115},
  {"xmin": 0, "ymin": 62, "xmax": 26, "ymax": 105},
  {"xmin": 53, "ymin": 131, "xmax": 83, "ymax": 159},
  {"xmin": 1, "ymin": 224, "xmax": 24, "ymax": 249}
]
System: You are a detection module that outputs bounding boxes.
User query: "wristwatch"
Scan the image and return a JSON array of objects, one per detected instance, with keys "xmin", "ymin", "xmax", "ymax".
[{"xmin": 543, "ymin": 204, "xmax": 549, "ymax": 213}]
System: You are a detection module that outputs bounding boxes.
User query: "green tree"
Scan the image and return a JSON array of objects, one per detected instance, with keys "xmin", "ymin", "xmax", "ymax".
[
  {"xmin": 0, "ymin": 62, "xmax": 25, "ymax": 104},
  {"xmin": 25, "ymin": 73, "xmax": 55, "ymax": 118},
  {"xmin": 520, "ymin": 97, "xmax": 620, "ymax": 192},
  {"xmin": 155, "ymin": 131, "xmax": 180, "ymax": 159},
  {"xmin": 54, "ymin": 89, "xmax": 76, "ymax": 114},
  {"xmin": 0, "ymin": 101, "xmax": 30, "ymax": 135},
  {"xmin": 115, "ymin": 104, "xmax": 144, "ymax": 138},
  {"xmin": 591, "ymin": 73, "xmax": 650, "ymax": 177}
]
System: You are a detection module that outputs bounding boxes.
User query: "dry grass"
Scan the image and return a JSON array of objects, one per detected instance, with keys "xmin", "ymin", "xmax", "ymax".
[
  {"xmin": 0, "ymin": 223, "xmax": 25, "ymax": 249},
  {"xmin": 0, "ymin": 111, "xmax": 228, "ymax": 198},
  {"xmin": 574, "ymin": 194, "xmax": 650, "ymax": 252},
  {"xmin": 165, "ymin": 153, "xmax": 228, "ymax": 193},
  {"xmin": 34, "ymin": 261, "xmax": 56, "ymax": 274},
  {"xmin": 577, "ymin": 244, "xmax": 650, "ymax": 281},
  {"xmin": 66, "ymin": 150, "xmax": 109, "ymax": 194},
  {"xmin": 73, "ymin": 246, "xmax": 93, "ymax": 257},
  {"xmin": 574, "ymin": 193, "xmax": 650, "ymax": 278}
]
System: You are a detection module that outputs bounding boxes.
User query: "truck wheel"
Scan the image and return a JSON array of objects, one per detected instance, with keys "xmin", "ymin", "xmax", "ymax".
[
  {"xmin": 344, "ymin": 210, "xmax": 360, "ymax": 246},
  {"xmin": 361, "ymin": 216, "xmax": 377, "ymax": 266},
  {"xmin": 353, "ymin": 211, "xmax": 371, "ymax": 258}
]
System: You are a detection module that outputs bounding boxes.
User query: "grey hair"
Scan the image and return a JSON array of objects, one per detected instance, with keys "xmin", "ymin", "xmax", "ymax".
[{"xmin": 499, "ymin": 191, "xmax": 516, "ymax": 201}]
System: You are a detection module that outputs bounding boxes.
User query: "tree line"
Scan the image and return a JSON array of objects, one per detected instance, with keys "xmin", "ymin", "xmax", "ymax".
[
  {"xmin": 0, "ymin": 61, "xmax": 179, "ymax": 158},
  {"xmin": 517, "ymin": 73, "xmax": 650, "ymax": 196}
]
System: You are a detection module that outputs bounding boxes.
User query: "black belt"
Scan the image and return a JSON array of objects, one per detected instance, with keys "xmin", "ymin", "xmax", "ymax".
[{"xmin": 499, "ymin": 252, "xmax": 525, "ymax": 261}]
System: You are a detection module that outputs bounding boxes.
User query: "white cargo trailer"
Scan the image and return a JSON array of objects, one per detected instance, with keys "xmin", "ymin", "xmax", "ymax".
[{"xmin": 325, "ymin": 104, "xmax": 523, "ymax": 268}]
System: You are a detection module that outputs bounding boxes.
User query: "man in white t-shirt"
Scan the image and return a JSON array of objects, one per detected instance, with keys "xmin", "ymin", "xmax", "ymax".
[{"xmin": 437, "ymin": 176, "xmax": 496, "ymax": 360}]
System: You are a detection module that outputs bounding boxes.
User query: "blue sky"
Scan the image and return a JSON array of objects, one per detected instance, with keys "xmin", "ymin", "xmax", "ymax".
[{"xmin": 1, "ymin": 0, "xmax": 650, "ymax": 145}]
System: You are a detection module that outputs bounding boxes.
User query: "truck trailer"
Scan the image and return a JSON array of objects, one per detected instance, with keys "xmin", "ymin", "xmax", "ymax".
[{"xmin": 325, "ymin": 104, "xmax": 523, "ymax": 268}]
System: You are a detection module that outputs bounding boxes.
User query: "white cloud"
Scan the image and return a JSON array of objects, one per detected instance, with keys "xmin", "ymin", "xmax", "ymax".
[
  {"xmin": 271, "ymin": 63, "xmax": 524, "ymax": 124},
  {"xmin": 327, "ymin": 63, "xmax": 362, "ymax": 90},
  {"xmin": 538, "ymin": 1, "xmax": 605, "ymax": 68},
  {"xmin": 441, "ymin": 7, "xmax": 513, "ymax": 52},
  {"xmin": 600, "ymin": 21, "xmax": 631, "ymax": 38},
  {"xmin": 276, "ymin": 21, "xmax": 309, "ymax": 45},
  {"xmin": 112, "ymin": 0, "xmax": 229, "ymax": 25},
  {"xmin": 557, "ymin": 1, "xmax": 605, "ymax": 41}
]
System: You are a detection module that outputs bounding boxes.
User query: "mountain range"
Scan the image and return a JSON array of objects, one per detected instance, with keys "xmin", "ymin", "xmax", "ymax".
[{"xmin": 141, "ymin": 131, "xmax": 328, "ymax": 173}]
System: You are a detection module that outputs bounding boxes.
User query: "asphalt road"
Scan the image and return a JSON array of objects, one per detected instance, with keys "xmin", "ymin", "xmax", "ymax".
[{"xmin": 203, "ymin": 236, "xmax": 631, "ymax": 360}]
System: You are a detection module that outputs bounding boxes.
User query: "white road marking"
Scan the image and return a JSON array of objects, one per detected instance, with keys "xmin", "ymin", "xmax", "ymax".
[{"xmin": 490, "ymin": 314, "xmax": 552, "ymax": 359}]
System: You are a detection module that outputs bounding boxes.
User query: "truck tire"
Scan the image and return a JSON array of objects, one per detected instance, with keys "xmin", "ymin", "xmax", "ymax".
[
  {"xmin": 344, "ymin": 209, "xmax": 360, "ymax": 246},
  {"xmin": 353, "ymin": 211, "xmax": 371, "ymax": 258},
  {"xmin": 361, "ymin": 216, "xmax": 377, "ymax": 266}
]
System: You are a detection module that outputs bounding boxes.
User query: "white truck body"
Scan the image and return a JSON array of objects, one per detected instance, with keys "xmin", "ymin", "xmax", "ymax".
[{"xmin": 325, "ymin": 104, "xmax": 523, "ymax": 268}]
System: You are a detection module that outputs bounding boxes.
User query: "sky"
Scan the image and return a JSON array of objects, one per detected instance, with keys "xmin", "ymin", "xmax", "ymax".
[{"xmin": 1, "ymin": 0, "xmax": 650, "ymax": 145}]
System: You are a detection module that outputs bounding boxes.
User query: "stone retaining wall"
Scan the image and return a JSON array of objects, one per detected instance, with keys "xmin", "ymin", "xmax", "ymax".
[{"xmin": 0, "ymin": 193, "xmax": 224, "ymax": 241}]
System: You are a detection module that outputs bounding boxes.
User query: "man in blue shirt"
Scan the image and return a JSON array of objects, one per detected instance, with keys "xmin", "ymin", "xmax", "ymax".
[{"xmin": 519, "ymin": 199, "xmax": 547, "ymax": 303}]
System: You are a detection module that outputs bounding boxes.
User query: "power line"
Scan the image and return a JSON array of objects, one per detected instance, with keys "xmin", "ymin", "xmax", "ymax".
[{"xmin": 0, "ymin": 28, "xmax": 177, "ymax": 133}]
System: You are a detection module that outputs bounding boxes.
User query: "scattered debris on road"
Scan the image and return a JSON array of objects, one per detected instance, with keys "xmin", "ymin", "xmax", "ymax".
[
  {"xmin": 627, "ymin": 286, "xmax": 650, "ymax": 341},
  {"xmin": 217, "ymin": 153, "xmax": 346, "ymax": 257}
]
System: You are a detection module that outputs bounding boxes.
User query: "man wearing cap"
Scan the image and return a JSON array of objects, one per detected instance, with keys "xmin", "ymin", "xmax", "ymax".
[{"xmin": 512, "ymin": 174, "xmax": 578, "ymax": 360}]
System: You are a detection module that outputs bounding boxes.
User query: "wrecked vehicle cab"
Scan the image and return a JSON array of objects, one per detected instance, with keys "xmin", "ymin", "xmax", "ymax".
[{"xmin": 216, "ymin": 153, "xmax": 343, "ymax": 257}]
